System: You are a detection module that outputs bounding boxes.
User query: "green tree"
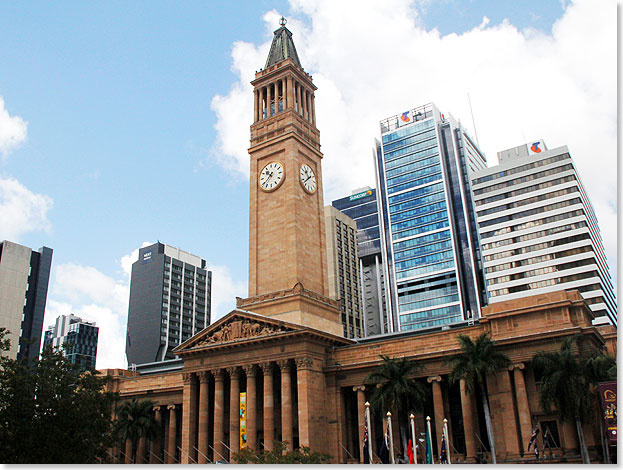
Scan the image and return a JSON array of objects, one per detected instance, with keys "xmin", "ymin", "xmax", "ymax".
[
  {"xmin": 444, "ymin": 333, "xmax": 511, "ymax": 464},
  {"xmin": 531, "ymin": 337, "xmax": 615, "ymax": 464},
  {"xmin": 113, "ymin": 398, "xmax": 160, "ymax": 463},
  {"xmin": 365, "ymin": 355, "xmax": 427, "ymax": 459},
  {"xmin": 0, "ymin": 330, "xmax": 116, "ymax": 463},
  {"xmin": 232, "ymin": 440, "xmax": 331, "ymax": 463}
]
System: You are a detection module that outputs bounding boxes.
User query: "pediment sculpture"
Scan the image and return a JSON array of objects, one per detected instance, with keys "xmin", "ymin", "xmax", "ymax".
[{"xmin": 198, "ymin": 319, "xmax": 287, "ymax": 345}]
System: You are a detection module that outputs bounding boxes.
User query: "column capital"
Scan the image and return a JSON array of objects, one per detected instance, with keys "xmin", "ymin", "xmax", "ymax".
[
  {"xmin": 243, "ymin": 364, "xmax": 258, "ymax": 377},
  {"xmin": 182, "ymin": 372, "xmax": 194, "ymax": 385},
  {"xmin": 167, "ymin": 403, "xmax": 176, "ymax": 410},
  {"xmin": 427, "ymin": 375, "xmax": 442, "ymax": 383},
  {"xmin": 509, "ymin": 363, "xmax": 525, "ymax": 371},
  {"xmin": 226, "ymin": 366, "xmax": 241, "ymax": 378},
  {"xmin": 211, "ymin": 368, "xmax": 225, "ymax": 381},
  {"xmin": 198, "ymin": 370, "xmax": 210, "ymax": 383},
  {"xmin": 353, "ymin": 385, "xmax": 366, "ymax": 392},
  {"xmin": 259, "ymin": 362, "xmax": 273, "ymax": 375},
  {"xmin": 277, "ymin": 359, "xmax": 292, "ymax": 372},
  {"xmin": 153, "ymin": 405, "xmax": 161, "ymax": 412},
  {"xmin": 295, "ymin": 356, "xmax": 313, "ymax": 370}
]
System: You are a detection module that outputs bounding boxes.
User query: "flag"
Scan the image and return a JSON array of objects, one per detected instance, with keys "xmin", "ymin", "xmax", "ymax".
[
  {"xmin": 379, "ymin": 426, "xmax": 390, "ymax": 464},
  {"xmin": 363, "ymin": 413, "xmax": 370, "ymax": 464},
  {"xmin": 440, "ymin": 433, "xmax": 448, "ymax": 464},
  {"xmin": 425, "ymin": 422, "xmax": 433, "ymax": 464},
  {"xmin": 527, "ymin": 426, "xmax": 540, "ymax": 452},
  {"xmin": 407, "ymin": 439, "xmax": 414, "ymax": 464}
]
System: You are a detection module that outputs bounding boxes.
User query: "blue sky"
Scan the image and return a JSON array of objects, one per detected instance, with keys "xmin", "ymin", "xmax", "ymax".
[{"xmin": 0, "ymin": 0, "xmax": 615, "ymax": 368}]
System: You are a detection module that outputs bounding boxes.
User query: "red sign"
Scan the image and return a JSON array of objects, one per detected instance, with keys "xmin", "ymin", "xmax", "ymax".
[{"xmin": 598, "ymin": 381, "xmax": 617, "ymax": 444}]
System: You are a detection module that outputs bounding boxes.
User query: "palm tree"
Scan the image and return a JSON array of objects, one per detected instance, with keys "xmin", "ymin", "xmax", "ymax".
[
  {"xmin": 532, "ymin": 337, "xmax": 615, "ymax": 464},
  {"xmin": 114, "ymin": 399, "xmax": 159, "ymax": 463},
  {"xmin": 365, "ymin": 355, "xmax": 427, "ymax": 460},
  {"xmin": 444, "ymin": 333, "xmax": 510, "ymax": 464}
]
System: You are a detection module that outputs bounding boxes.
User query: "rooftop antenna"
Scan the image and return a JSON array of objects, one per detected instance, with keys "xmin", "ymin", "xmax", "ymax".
[{"xmin": 467, "ymin": 92, "xmax": 480, "ymax": 147}]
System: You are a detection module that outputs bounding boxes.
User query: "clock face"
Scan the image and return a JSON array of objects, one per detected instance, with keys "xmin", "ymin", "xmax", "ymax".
[
  {"xmin": 259, "ymin": 161, "xmax": 285, "ymax": 192},
  {"xmin": 299, "ymin": 163, "xmax": 317, "ymax": 194}
]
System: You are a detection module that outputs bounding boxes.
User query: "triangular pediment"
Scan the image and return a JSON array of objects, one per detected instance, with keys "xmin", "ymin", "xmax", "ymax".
[{"xmin": 173, "ymin": 309, "xmax": 303, "ymax": 354}]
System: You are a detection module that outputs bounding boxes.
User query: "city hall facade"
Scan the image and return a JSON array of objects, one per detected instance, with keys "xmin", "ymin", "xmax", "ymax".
[{"xmin": 103, "ymin": 22, "xmax": 617, "ymax": 464}]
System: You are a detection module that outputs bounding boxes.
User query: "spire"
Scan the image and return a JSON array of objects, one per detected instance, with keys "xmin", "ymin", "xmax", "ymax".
[{"xmin": 265, "ymin": 17, "xmax": 302, "ymax": 69}]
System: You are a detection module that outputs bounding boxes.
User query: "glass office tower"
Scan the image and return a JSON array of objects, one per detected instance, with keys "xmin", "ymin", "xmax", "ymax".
[
  {"xmin": 375, "ymin": 103, "xmax": 487, "ymax": 331},
  {"xmin": 333, "ymin": 188, "xmax": 389, "ymax": 335}
]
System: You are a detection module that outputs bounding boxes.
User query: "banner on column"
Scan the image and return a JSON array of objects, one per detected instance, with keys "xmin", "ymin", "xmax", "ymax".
[
  {"xmin": 598, "ymin": 381, "xmax": 617, "ymax": 444},
  {"xmin": 240, "ymin": 392, "xmax": 247, "ymax": 449}
]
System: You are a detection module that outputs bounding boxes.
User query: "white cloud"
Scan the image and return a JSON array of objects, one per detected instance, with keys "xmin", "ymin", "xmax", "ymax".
[
  {"xmin": 206, "ymin": 264, "xmax": 247, "ymax": 322},
  {"xmin": 0, "ymin": 96, "xmax": 27, "ymax": 159},
  {"xmin": 210, "ymin": 0, "xmax": 617, "ymax": 285},
  {"xmin": 0, "ymin": 177, "xmax": 53, "ymax": 242}
]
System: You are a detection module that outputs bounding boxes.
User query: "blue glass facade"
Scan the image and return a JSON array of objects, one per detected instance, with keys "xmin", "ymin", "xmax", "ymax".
[{"xmin": 376, "ymin": 103, "xmax": 487, "ymax": 331}]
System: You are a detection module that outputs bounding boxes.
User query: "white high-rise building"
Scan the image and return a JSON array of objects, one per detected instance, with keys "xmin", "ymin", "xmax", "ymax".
[{"xmin": 471, "ymin": 141, "xmax": 616, "ymax": 325}]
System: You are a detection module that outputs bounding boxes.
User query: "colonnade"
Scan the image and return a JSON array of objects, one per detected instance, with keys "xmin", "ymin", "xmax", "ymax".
[
  {"xmin": 253, "ymin": 75, "xmax": 315, "ymax": 125},
  {"xmin": 353, "ymin": 363, "xmax": 534, "ymax": 463},
  {"xmin": 179, "ymin": 357, "xmax": 315, "ymax": 464}
]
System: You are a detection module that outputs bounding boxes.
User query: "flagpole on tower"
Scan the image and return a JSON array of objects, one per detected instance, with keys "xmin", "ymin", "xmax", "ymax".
[
  {"xmin": 387, "ymin": 411, "xmax": 396, "ymax": 464},
  {"xmin": 410, "ymin": 413, "xmax": 418, "ymax": 464}
]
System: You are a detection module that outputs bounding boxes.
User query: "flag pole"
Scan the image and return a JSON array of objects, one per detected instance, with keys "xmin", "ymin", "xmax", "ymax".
[
  {"xmin": 410, "ymin": 413, "xmax": 418, "ymax": 464},
  {"xmin": 427, "ymin": 416, "xmax": 435, "ymax": 464},
  {"xmin": 443, "ymin": 418, "xmax": 451, "ymax": 464},
  {"xmin": 387, "ymin": 411, "xmax": 396, "ymax": 464},
  {"xmin": 365, "ymin": 402, "xmax": 373, "ymax": 464}
]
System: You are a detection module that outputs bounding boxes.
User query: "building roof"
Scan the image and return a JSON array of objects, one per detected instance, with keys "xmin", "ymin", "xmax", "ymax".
[{"xmin": 265, "ymin": 18, "xmax": 301, "ymax": 69}]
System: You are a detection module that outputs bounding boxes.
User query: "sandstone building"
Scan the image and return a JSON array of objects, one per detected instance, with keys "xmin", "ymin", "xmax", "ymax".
[{"xmin": 103, "ymin": 20, "xmax": 616, "ymax": 464}]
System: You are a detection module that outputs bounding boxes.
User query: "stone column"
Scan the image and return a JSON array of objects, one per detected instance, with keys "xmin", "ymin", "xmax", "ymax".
[
  {"xmin": 150, "ymin": 406, "xmax": 162, "ymax": 464},
  {"xmin": 306, "ymin": 89, "xmax": 311, "ymax": 121},
  {"xmin": 260, "ymin": 362, "xmax": 275, "ymax": 451},
  {"xmin": 197, "ymin": 371, "xmax": 210, "ymax": 463},
  {"xmin": 181, "ymin": 372, "xmax": 197, "ymax": 464},
  {"xmin": 295, "ymin": 356, "xmax": 316, "ymax": 449},
  {"xmin": 267, "ymin": 83, "xmax": 272, "ymax": 118},
  {"xmin": 511, "ymin": 364, "xmax": 533, "ymax": 455},
  {"xmin": 253, "ymin": 89, "xmax": 258, "ymax": 122},
  {"xmin": 278, "ymin": 359, "xmax": 293, "ymax": 450},
  {"xmin": 460, "ymin": 379, "xmax": 477, "ymax": 462},
  {"xmin": 167, "ymin": 404, "xmax": 177, "ymax": 464},
  {"xmin": 311, "ymin": 94, "xmax": 316, "ymax": 125},
  {"xmin": 124, "ymin": 438, "xmax": 133, "ymax": 464},
  {"xmin": 497, "ymin": 369, "xmax": 521, "ymax": 457},
  {"xmin": 428, "ymin": 376, "xmax": 445, "ymax": 454},
  {"xmin": 353, "ymin": 385, "xmax": 366, "ymax": 463},
  {"xmin": 243, "ymin": 365, "xmax": 258, "ymax": 450},
  {"xmin": 212, "ymin": 369, "xmax": 226, "ymax": 461},
  {"xmin": 137, "ymin": 437, "xmax": 147, "ymax": 464},
  {"xmin": 228, "ymin": 367, "xmax": 241, "ymax": 456},
  {"xmin": 297, "ymin": 83, "xmax": 303, "ymax": 115}
]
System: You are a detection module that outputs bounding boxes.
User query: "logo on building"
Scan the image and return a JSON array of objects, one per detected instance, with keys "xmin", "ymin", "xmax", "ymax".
[
  {"xmin": 530, "ymin": 142, "xmax": 542, "ymax": 153},
  {"xmin": 142, "ymin": 251, "xmax": 152, "ymax": 264},
  {"xmin": 349, "ymin": 190, "xmax": 373, "ymax": 202},
  {"xmin": 400, "ymin": 112, "xmax": 411, "ymax": 123}
]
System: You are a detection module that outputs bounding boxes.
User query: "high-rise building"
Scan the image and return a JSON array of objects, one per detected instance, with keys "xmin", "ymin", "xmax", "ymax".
[
  {"xmin": 43, "ymin": 314, "xmax": 99, "ymax": 370},
  {"xmin": 126, "ymin": 242, "xmax": 212, "ymax": 366},
  {"xmin": 471, "ymin": 141, "xmax": 617, "ymax": 326},
  {"xmin": 0, "ymin": 240, "xmax": 53, "ymax": 361},
  {"xmin": 375, "ymin": 103, "xmax": 488, "ymax": 332},
  {"xmin": 324, "ymin": 205, "xmax": 363, "ymax": 338},
  {"xmin": 332, "ymin": 187, "xmax": 389, "ymax": 335}
]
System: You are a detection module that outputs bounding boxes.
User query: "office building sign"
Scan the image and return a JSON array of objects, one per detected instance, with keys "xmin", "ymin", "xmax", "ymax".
[
  {"xmin": 528, "ymin": 140, "xmax": 546, "ymax": 155},
  {"xmin": 142, "ymin": 250, "xmax": 152, "ymax": 264},
  {"xmin": 349, "ymin": 189, "xmax": 373, "ymax": 202},
  {"xmin": 240, "ymin": 392, "xmax": 247, "ymax": 449},
  {"xmin": 398, "ymin": 110, "xmax": 412, "ymax": 127},
  {"xmin": 598, "ymin": 381, "xmax": 617, "ymax": 443}
]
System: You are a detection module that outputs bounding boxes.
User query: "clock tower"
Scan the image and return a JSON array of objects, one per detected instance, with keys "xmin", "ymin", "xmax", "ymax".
[{"xmin": 237, "ymin": 18, "xmax": 342, "ymax": 336}]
